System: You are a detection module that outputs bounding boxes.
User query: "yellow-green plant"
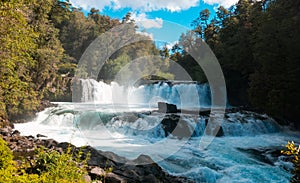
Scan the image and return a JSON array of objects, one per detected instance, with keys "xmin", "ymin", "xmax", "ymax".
[
  {"xmin": 33, "ymin": 146, "xmax": 88, "ymax": 183},
  {"xmin": 0, "ymin": 137, "xmax": 89, "ymax": 183},
  {"xmin": 0, "ymin": 137, "xmax": 40, "ymax": 183},
  {"xmin": 282, "ymin": 141, "xmax": 300, "ymax": 183}
]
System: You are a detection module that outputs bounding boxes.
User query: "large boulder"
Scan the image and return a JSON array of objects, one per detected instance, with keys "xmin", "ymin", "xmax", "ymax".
[
  {"xmin": 158, "ymin": 102, "xmax": 178, "ymax": 113},
  {"xmin": 161, "ymin": 115, "xmax": 194, "ymax": 139}
]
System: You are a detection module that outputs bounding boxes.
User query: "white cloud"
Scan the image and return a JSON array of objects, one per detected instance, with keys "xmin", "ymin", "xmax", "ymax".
[
  {"xmin": 203, "ymin": 0, "xmax": 238, "ymax": 8},
  {"xmin": 69, "ymin": 0, "xmax": 199, "ymax": 12},
  {"xmin": 166, "ymin": 41, "xmax": 179, "ymax": 50},
  {"xmin": 70, "ymin": 0, "xmax": 111, "ymax": 11},
  {"xmin": 136, "ymin": 31, "xmax": 154, "ymax": 40},
  {"xmin": 131, "ymin": 13, "xmax": 163, "ymax": 29}
]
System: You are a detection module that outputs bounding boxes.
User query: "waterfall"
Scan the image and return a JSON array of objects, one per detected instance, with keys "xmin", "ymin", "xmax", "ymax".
[{"xmin": 74, "ymin": 79, "xmax": 211, "ymax": 108}]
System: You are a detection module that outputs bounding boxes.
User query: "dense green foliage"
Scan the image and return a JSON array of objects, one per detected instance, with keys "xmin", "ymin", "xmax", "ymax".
[
  {"xmin": 0, "ymin": 137, "xmax": 88, "ymax": 183},
  {"xmin": 0, "ymin": 0, "xmax": 169, "ymax": 121},
  {"xmin": 0, "ymin": 0, "xmax": 39, "ymax": 120},
  {"xmin": 282, "ymin": 141, "xmax": 300, "ymax": 183},
  {"xmin": 0, "ymin": 0, "xmax": 69, "ymax": 120},
  {"xmin": 165, "ymin": 0, "xmax": 300, "ymax": 128}
]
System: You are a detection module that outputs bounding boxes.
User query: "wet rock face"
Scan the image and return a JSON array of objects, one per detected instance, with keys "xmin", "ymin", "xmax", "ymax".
[
  {"xmin": 161, "ymin": 115, "xmax": 194, "ymax": 139},
  {"xmin": 0, "ymin": 126, "xmax": 194, "ymax": 183},
  {"xmin": 158, "ymin": 102, "xmax": 178, "ymax": 113},
  {"xmin": 161, "ymin": 114, "xmax": 180, "ymax": 136},
  {"xmin": 84, "ymin": 147, "xmax": 193, "ymax": 183}
]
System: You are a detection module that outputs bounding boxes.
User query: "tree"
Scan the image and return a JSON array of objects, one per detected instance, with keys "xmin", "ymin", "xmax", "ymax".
[
  {"xmin": 57, "ymin": 9, "xmax": 96, "ymax": 62},
  {"xmin": 0, "ymin": 0, "xmax": 39, "ymax": 119},
  {"xmin": 248, "ymin": 0, "xmax": 300, "ymax": 125},
  {"xmin": 160, "ymin": 45, "xmax": 170, "ymax": 59},
  {"xmin": 28, "ymin": 0, "xmax": 65, "ymax": 98},
  {"xmin": 191, "ymin": 9, "xmax": 211, "ymax": 38},
  {"xmin": 122, "ymin": 12, "xmax": 134, "ymax": 24},
  {"xmin": 170, "ymin": 43, "xmax": 183, "ymax": 62}
]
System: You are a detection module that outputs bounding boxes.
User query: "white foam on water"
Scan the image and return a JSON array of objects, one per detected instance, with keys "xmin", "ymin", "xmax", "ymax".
[{"xmin": 14, "ymin": 101, "xmax": 299, "ymax": 182}]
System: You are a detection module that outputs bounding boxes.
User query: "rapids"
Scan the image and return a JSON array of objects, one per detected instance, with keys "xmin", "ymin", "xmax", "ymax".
[{"xmin": 15, "ymin": 80, "xmax": 300, "ymax": 183}]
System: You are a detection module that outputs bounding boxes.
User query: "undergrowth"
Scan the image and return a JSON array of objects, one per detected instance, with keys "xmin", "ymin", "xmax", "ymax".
[{"xmin": 0, "ymin": 137, "xmax": 89, "ymax": 183}]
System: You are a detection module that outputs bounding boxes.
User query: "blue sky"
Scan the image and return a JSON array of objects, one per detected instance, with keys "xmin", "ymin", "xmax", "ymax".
[{"xmin": 70, "ymin": 0, "xmax": 238, "ymax": 45}]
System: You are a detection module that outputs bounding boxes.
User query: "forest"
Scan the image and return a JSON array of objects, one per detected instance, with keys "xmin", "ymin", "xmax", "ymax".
[{"xmin": 0, "ymin": 0, "xmax": 299, "ymax": 130}]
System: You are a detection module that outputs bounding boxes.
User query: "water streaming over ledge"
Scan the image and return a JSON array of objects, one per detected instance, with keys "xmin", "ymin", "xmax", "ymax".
[{"xmin": 73, "ymin": 79, "xmax": 212, "ymax": 108}]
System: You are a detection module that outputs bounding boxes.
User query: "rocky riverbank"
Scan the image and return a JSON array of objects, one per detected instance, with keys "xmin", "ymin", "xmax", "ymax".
[{"xmin": 0, "ymin": 125, "xmax": 193, "ymax": 183}]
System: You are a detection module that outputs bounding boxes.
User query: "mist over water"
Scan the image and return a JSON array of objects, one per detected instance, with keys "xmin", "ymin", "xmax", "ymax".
[{"xmin": 15, "ymin": 80, "xmax": 300, "ymax": 183}]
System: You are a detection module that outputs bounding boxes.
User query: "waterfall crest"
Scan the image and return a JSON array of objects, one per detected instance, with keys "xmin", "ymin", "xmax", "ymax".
[{"xmin": 73, "ymin": 79, "xmax": 211, "ymax": 108}]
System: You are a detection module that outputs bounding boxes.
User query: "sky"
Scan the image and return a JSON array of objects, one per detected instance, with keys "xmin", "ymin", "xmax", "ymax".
[{"xmin": 69, "ymin": 0, "xmax": 239, "ymax": 46}]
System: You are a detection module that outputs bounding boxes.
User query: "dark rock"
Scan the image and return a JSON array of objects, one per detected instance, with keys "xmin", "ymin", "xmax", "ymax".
[
  {"xmin": 26, "ymin": 135, "xmax": 35, "ymax": 140},
  {"xmin": 55, "ymin": 147, "xmax": 64, "ymax": 154},
  {"xmin": 204, "ymin": 118, "xmax": 208, "ymax": 126},
  {"xmin": 216, "ymin": 127, "xmax": 224, "ymax": 137},
  {"xmin": 237, "ymin": 147, "xmax": 283, "ymax": 166},
  {"xmin": 90, "ymin": 167, "xmax": 105, "ymax": 175},
  {"xmin": 160, "ymin": 115, "xmax": 194, "ymax": 138},
  {"xmin": 34, "ymin": 138, "xmax": 42, "ymax": 144},
  {"xmin": 81, "ymin": 145, "xmax": 193, "ymax": 183},
  {"xmin": 161, "ymin": 114, "xmax": 180, "ymax": 137},
  {"xmin": 158, "ymin": 102, "xmax": 178, "ymax": 113},
  {"xmin": 133, "ymin": 154, "xmax": 154, "ymax": 165},
  {"xmin": 85, "ymin": 149, "xmax": 115, "ymax": 168},
  {"xmin": 89, "ymin": 166, "xmax": 105, "ymax": 179},
  {"xmin": 172, "ymin": 119, "xmax": 194, "ymax": 139},
  {"xmin": 0, "ymin": 127, "xmax": 12, "ymax": 136},
  {"xmin": 205, "ymin": 125, "xmax": 224, "ymax": 137},
  {"xmin": 43, "ymin": 139, "xmax": 58, "ymax": 148},
  {"xmin": 98, "ymin": 150, "xmax": 128, "ymax": 165},
  {"xmin": 142, "ymin": 174, "xmax": 159, "ymax": 183},
  {"xmin": 105, "ymin": 173, "xmax": 124, "ymax": 183},
  {"xmin": 56, "ymin": 142, "xmax": 76, "ymax": 149},
  {"xmin": 12, "ymin": 130, "xmax": 20, "ymax": 136},
  {"xmin": 114, "ymin": 169, "xmax": 139, "ymax": 181},
  {"xmin": 0, "ymin": 118, "xmax": 14, "ymax": 128},
  {"xmin": 37, "ymin": 134, "xmax": 47, "ymax": 138},
  {"xmin": 199, "ymin": 109, "xmax": 211, "ymax": 116}
]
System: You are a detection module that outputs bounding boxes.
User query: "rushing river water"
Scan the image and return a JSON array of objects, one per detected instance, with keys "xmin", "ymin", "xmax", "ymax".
[{"xmin": 15, "ymin": 80, "xmax": 300, "ymax": 183}]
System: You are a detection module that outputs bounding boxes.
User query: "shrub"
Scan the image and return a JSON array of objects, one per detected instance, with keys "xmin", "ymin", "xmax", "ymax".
[
  {"xmin": 0, "ymin": 137, "xmax": 89, "ymax": 183},
  {"xmin": 282, "ymin": 141, "xmax": 300, "ymax": 183},
  {"xmin": 33, "ymin": 147, "xmax": 88, "ymax": 183}
]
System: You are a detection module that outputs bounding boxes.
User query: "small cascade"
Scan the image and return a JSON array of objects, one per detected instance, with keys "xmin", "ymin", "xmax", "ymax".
[
  {"xmin": 221, "ymin": 112, "xmax": 281, "ymax": 136},
  {"xmin": 37, "ymin": 106, "xmax": 281, "ymax": 139},
  {"xmin": 74, "ymin": 79, "xmax": 211, "ymax": 108}
]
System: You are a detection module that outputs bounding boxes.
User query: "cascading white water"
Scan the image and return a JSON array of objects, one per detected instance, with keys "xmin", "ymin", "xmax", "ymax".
[
  {"xmin": 14, "ymin": 80, "xmax": 300, "ymax": 183},
  {"xmin": 77, "ymin": 79, "xmax": 211, "ymax": 108},
  {"xmin": 15, "ymin": 103, "xmax": 299, "ymax": 183},
  {"xmin": 29, "ymin": 106, "xmax": 281, "ymax": 138}
]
